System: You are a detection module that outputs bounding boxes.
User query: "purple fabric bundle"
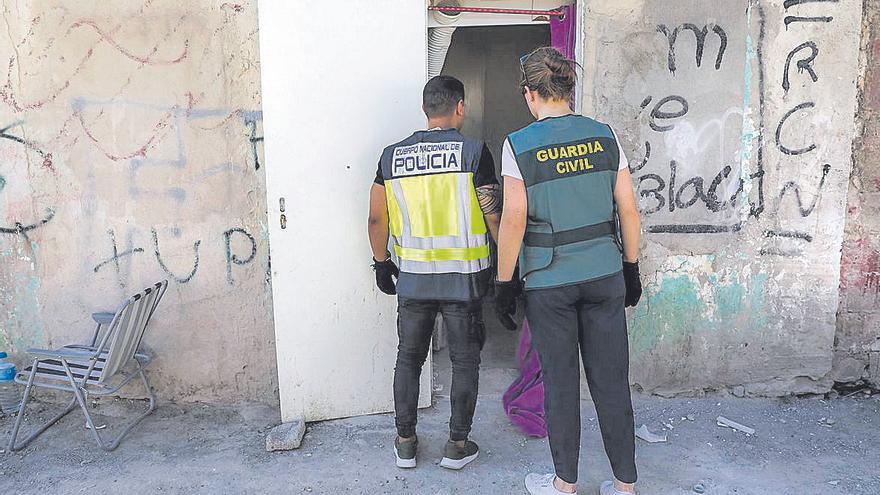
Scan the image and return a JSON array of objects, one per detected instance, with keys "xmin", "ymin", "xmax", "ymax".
[{"xmin": 502, "ymin": 319, "xmax": 548, "ymax": 438}]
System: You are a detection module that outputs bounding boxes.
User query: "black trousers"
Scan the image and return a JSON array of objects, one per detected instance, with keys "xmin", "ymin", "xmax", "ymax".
[
  {"xmin": 394, "ymin": 298, "xmax": 485, "ymax": 442},
  {"xmin": 525, "ymin": 272, "xmax": 637, "ymax": 484}
]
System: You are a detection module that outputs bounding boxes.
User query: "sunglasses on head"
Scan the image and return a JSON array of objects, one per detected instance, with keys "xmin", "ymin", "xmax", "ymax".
[{"xmin": 519, "ymin": 47, "xmax": 542, "ymax": 91}]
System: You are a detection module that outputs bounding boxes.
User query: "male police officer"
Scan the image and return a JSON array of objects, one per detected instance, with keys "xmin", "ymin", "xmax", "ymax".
[{"xmin": 368, "ymin": 75, "xmax": 501, "ymax": 471}]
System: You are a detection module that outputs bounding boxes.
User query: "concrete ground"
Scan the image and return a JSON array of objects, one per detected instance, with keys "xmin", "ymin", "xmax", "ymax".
[
  {"xmin": 2, "ymin": 318, "xmax": 879, "ymax": 494},
  {"xmin": 1, "ymin": 387, "xmax": 879, "ymax": 494}
]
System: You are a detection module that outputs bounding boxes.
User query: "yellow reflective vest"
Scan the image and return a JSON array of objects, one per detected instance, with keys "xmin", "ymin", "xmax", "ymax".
[{"xmin": 377, "ymin": 129, "xmax": 493, "ymax": 301}]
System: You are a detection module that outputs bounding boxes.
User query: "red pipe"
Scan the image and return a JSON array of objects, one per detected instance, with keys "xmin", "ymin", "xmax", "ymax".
[{"xmin": 428, "ymin": 6, "xmax": 565, "ymax": 17}]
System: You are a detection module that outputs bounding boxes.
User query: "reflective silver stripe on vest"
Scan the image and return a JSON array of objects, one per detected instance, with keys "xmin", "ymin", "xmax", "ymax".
[{"xmin": 389, "ymin": 173, "xmax": 490, "ymax": 275}]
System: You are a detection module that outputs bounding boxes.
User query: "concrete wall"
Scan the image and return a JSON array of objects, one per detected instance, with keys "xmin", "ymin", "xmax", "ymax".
[
  {"xmin": 580, "ymin": 0, "xmax": 864, "ymax": 396},
  {"xmin": 0, "ymin": 1, "xmax": 276, "ymax": 404},
  {"xmin": 837, "ymin": 0, "xmax": 880, "ymax": 386},
  {"xmin": 0, "ymin": 0, "xmax": 875, "ymax": 403}
]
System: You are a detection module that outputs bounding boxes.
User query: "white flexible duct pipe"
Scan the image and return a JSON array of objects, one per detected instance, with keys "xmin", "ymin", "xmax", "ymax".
[
  {"xmin": 427, "ymin": 26, "xmax": 457, "ymax": 79},
  {"xmin": 427, "ymin": 1, "xmax": 460, "ymax": 79}
]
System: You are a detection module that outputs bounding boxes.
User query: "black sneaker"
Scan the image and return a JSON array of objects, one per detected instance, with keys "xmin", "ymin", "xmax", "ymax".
[
  {"xmin": 394, "ymin": 436, "xmax": 418, "ymax": 468},
  {"xmin": 439, "ymin": 439, "xmax": 479, "ymax": 470}
]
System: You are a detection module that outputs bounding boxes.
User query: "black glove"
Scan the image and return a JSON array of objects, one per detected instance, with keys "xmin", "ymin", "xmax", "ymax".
[
  {"xmin": 372, "ymin": 254, "xmax": 399, "ymax": 295},
  {"xmin": 494, "ymin": 279, "xmax": 522, "ymax": 331},
  {"xmin": 622, "ymin": 261, "xmax": 642, "ymax": 307}
]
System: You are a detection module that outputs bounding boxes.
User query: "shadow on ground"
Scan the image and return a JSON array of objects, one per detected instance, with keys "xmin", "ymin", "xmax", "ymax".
[{"xmin": 2, "ymin": 390, "xmax": 879, "ymax": 494}]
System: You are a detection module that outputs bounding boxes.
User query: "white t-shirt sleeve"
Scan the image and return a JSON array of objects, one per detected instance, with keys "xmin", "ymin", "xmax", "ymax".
[
  {"xmin": 500, "ymin": 138, "xmax": 523, "ymax": 181},
  {"xmin": 609, "ymin": 126, "xmax": 630, "ymax": 172}
]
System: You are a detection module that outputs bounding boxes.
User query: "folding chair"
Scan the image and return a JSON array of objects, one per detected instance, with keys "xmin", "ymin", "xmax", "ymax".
[{"xmin": 7, "ymin": 280, "xmax": 168, "ymax": 452}]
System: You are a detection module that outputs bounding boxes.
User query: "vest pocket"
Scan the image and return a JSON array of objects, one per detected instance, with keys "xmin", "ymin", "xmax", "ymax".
[{"xmin": 520, "ymin": 220, "xmax": 554, "ymax": 279}]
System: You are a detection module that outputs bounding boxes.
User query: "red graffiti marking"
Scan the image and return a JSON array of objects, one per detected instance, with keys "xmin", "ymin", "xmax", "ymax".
[
  {"xmin": 75, "ymin": 93, "xmax": 197, "ymax": 161},
  {"xmin": 0, "ymin": 122, "xmax": 53, "ymax": 169},
  {"xmin": 16, "ymin": 16, "xmax": 42, "ymax": 50},
  {"xmin": 76, "ymin": 111, "xmax": 170, "ymax": 161},
  {"xmin": 220, "ymin": 3, "xmax": 244, "ymax": 12},
  {"xmin": 193, "ymin": 109, "xmax": 247, "ymax": 131},
  {"xmin": 42, "ymin": 152, "xmax": 54, "ymax": 171},
  {"xmin": 48, "ymin": 113, "xmax": 77, "ymax": 148},
  {"xmin": 0, "ymin": 2, "xmax": 160, "ymax": 112},
  {"xmin": 840, "ymin": 237, "xmax": 880, "ymax": 295},
  {"xmin": 0, "ymin": 48, "xmax": 92, "ymax": 112},
  {"xmin": 69, "ymin": 15, "xmax": 190, "ymax": 154},
  {"xmin": 873, "ymin": 176, "xmax": 880, "ymax": 192},
  {"xmin": 102, "ymin": 14, "xmax": 188, "ymax": 102},
  {"xmin": 69, "ymin": 20, "xmax": 189, "ymax": 65}
]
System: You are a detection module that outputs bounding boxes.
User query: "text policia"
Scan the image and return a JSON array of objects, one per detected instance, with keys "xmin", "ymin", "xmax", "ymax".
[{"xmin": 393, "ymin": 141, "xmax": 463, "ymax": 177}]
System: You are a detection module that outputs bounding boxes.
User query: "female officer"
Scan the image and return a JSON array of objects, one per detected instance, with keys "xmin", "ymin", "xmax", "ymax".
[{"xmin": 494, "ymin": 47, "xmax": 643, "ymax": 495}]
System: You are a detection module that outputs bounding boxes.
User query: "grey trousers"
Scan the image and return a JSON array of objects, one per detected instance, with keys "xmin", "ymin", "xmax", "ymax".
[
  {"xmin": 394, "ymin": 298, "xmax": 485, "ymax": 442},
  {"xmin": 525, "ymin": 272, "xmax": 637, "ymax": 484}
]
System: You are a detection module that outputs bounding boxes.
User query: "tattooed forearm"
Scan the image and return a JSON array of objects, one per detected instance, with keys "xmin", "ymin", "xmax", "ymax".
[{"xmin": 476, "ymin": 184, "xmax": 502, "ymax": 214}]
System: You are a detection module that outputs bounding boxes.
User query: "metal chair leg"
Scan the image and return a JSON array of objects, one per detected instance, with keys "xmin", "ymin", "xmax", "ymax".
[
  {"xmin": 7, "ymin": 360, "xmax": 77, "ymax": 452},
  {"xmin": 103, "ymin": 366, "xmax": 157, "ymax": 451},
  {"xmin": 61, "ymin": 359, "xmax": 156, "ymax": 452},
  {"xmin": 60, "ymin": 359, "xmax": 108, "ymax": 450},
  {"xmin": 7, "ymin": 358, "xmax": 157, "ymax": 453}
]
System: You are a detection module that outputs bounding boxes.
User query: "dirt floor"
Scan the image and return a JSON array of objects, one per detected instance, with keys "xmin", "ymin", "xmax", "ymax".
[
  {"xmin": 2, "ymin": 308, "xmax": 878, "ymax": 494},
  {"xmin": 1, "ymin": 388, "xmax": 879, "ymax": 494}
]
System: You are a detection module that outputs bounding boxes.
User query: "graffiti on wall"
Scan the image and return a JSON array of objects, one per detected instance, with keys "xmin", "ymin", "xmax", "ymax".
[
  {"xmin": 0, "ymin": 1, "xmax": 278, "ymax": 400},
  {"xmin": 761, "ymin": 0, "xmax": 840, "ymax": 258},
  {"xmin": 69, "ymin": 98, "xmax": 264, "ymax": 203},
  {"xmin": 73, "ymin": 100, "xmax": 266, "ymax": 287},
  {"xmin": 623, "ymin": 0, "xmax": 862, "ymax": 373},
  {"xmin": 0, "ymin": 122, "xmax": 56, "ymax": 239},
  {"xmin": 634, "ymin": 11, "xmax": 753, "ymax": 234},
  {"xmin": 633, "ymin": 0, "xmax": 839, "ymax": 253},
  {"xmin": 0, "ymin": 3, "xmax": 267, "ymax": 292},
  {"xmin": 0, "ymin": 4, "xmax": 191, "ymax": 114},
  {"xmin": 92, "ymin": 224, "xmax": 259, "ymax": 287}
]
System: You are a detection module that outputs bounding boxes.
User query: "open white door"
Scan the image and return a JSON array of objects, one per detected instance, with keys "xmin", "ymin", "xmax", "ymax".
[{"xmin": 258, "ymin": 1, "xmax": 431, "ymax": 422}]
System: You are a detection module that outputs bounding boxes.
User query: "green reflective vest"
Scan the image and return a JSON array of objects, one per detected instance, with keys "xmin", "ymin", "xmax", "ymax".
[{"xmin": 506, "ymin": 115, "xmax": 623, "ymax": 290}]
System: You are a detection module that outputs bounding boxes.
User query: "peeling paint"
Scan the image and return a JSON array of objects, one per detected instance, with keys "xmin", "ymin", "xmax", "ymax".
[
  {"xmin": 835, "ymin": 0, "xmax": 880, "ymax": 386},
  {"xmin": 630, "ymin": 266, "xmax": 768, "ymax": 357},
  {"xmin": 0, "ymin": 241, "xmax": 45, "ymax": 352},
  {"xmin": 738, "ymin": 2, "xmax": 756, "ymax": 216}
]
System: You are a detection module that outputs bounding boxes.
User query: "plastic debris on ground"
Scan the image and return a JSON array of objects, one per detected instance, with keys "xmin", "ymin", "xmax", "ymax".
[
  {"xmin": 716, "ymin": 416, "xmax": 755, "ymax": 435},
  {"xmin": 635, "ymin": 424, "xmax": 667, "ymax": 443}
]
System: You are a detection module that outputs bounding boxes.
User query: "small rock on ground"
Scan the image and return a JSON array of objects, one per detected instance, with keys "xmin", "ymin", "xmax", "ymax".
[{"xmin": 266, "ymin": 419, "xmax": 306, "ymax": 452}]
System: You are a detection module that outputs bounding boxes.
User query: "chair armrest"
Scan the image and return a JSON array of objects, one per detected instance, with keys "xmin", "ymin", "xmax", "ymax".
[
  {"xmin": 64, "ymin": 344, "xmax": 102, "ymax": 352},
  {"xmin": 26, "ymin": 347, "xmax": 100, "ymax": 360},
  {"xmin": 91, "ymin": 312, "xmax": 115, "ymax": 324}
]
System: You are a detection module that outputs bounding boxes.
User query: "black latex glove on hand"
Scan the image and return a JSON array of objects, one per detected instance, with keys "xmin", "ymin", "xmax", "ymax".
[
  {"xmin": 372, "ymin": 255, "xmax": 399, "ymax": 295},
  {"xmin": 622, "ymin": 261, "xmax": 642, "ymax": 307},
  {"xmin": 494, "ymin": 279, "xmax": 522, "ymax": 331}
]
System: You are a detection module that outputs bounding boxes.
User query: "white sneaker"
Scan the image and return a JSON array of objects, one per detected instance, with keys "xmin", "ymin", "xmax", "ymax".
[
  {"xmin": 525, "ymin": 473, "xmax": 576, "ymax": 494},
  {"xmin": 393, "ymin": 437, "xmax": 417, "ymax": 469},
  {"xmin": 599, "ymin": 480, "xmax": 634, "ymax": 495}
]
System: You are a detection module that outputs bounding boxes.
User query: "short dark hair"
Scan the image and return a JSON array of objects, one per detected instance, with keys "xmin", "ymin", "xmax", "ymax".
[{"xmin": 422, "ymin": 75, "xmax": 465, "ymax": 118}]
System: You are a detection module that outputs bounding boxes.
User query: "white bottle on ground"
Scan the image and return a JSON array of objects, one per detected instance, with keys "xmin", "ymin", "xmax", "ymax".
[{"xmin": 0, "ymin": 361, "xmax": 21, "ymax": 415}]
